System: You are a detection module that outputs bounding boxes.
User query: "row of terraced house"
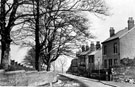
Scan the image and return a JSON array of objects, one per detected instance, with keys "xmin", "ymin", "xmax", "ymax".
[{"xmin": 68, "ymin": 17, "xmax": 135, "ymax": 77}]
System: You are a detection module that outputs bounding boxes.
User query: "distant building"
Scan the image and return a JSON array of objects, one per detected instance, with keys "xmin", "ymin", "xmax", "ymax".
[
  {"xmin": 70, "ymin": 59, "xmax": 78, "ymax": 72},
  {"xmin": 102, "ymin": 17, "xmax": 135, "ymax": 69},
  {"xmin": 77, "ymin": 41, "xmax": 102, "ymax": 73},
  {"xmin": 87, "ymin": 48, "xmax": 102, "ymax": 70},
  {"xmin": 66, "ymin": 58, "xmax": 78, "ymax": 74}
]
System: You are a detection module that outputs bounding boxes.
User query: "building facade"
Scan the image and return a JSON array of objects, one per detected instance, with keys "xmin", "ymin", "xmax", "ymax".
[
  {"xmin": 102, "ymin": 17, "xmax": 135, "ymax": 69},
  {"xmin": 77, "ymin": 41, "xmax": 102, "ymax": 73}
]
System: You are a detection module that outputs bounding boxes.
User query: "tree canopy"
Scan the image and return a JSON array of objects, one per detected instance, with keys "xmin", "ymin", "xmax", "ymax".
[
  {"xmin": 21, "ymin": 0, "xmax": 109, "ymax": 71},
  {"xmin": 0, "ymin": 0, "xmax": 109, "ymax": 70}
]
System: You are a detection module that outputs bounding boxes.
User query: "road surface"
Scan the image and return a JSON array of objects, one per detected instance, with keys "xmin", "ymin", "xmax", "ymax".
[
  {"xmin": 40, "ymin": 73, "xmax": 135, "ymax": 87},
  {"xmin": 59, "ymin": 74, "xmax": 113, "ymax": 87},
  {"xmin": 43, "ymin": 74, "xmax": 113, "ymax": 87}
]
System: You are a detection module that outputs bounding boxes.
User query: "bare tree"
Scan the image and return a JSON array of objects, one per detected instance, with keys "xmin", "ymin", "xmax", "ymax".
[
  {"xmin": 0, "ymin": 0, "xmax": 35, "ymax": 69},
  {"xmin": 58, "ymin": 58, "xmax": 67, "ymax": 73},
  {"xmin": 22, "ymin": 47, "xmax": 45, "ymax": 70},
  {"xmin": 51, "ymin": 61, "xmax": 56, "ymax": 72},
  {"xmin": 23, "ymin": 47, "xmax": 35, "ymax": 68},
  {"xmin": 35, "ymin": 0, "xmax": 40, "ymax": 71},
  {"xmin": 39, "ymin": 0, "xmax": 109, "ymax": 71},
  {"xmin": 12, "ymin": 0, "xmax": 109, "ymax": 71}
]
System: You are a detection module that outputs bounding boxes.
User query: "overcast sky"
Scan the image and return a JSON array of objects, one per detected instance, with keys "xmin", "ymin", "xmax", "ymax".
[
  {"xmin": 10, "ymin": 0, "xmax": 135, "ymax": 64},
  {"xmin": 89, "ymin": 0, "xmax": 135, "ymax": 42}
]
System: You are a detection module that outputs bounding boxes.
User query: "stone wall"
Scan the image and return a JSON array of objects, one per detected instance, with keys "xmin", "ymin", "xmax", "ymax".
[
  {"xmin": 0, "ymin": 70, "xmax": 58, "ymax": 86},
  {"xmin": 9, "ymin": 60, "xmax": 34, "ymax": 71},
  {"xmin": 112, "ymin": 66, "xmax": 135, "ymax": 83}
]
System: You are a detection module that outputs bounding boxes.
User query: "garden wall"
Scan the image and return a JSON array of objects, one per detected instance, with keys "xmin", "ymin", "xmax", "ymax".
[{"xmin": 0, "ymin": 70, "xmax": 58, "ymax": 86}]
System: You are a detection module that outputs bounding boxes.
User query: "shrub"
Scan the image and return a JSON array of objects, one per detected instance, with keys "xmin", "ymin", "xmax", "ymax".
[{"xmin": 120, "ymin": 58, "xmax": 135, "ymax": 66}]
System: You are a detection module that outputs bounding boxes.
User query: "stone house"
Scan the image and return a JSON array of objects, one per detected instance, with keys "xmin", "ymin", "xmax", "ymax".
[
  {"xmin": 87, "ymin": 48, "xmax": 102, "ymax": 70},
  {"xmin": 102, "ymin": 17, "xmax": 135, "ymax": 69},
  {"xmin": 70, "ymin": 58, "xmax": 78, "ymax": 73},
  {"xmin": 77, "ymin": 41, "xmax": 102, "ymax": 73}
]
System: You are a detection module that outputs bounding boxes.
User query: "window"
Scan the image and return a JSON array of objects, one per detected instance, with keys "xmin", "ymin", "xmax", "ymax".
[
  {"xmin": 114, "ymin": 43, "xmax": 118, "ymax": 53},
  {"xmin": 80, "ymin": 55, "xmax": 85, "ymax": 66},
  {"xmin": 81, "ymin": 55, "xmax": 85, "ymax": 62},
  {"xmin": 104, "ymin": 60, "xmax": 107, "ymax": 68},
  {"xmin": 88, "ymin": 55, "xmax": 94, "ymax": 63},
  {"xmin": 103, "ymin": 45, "xmax": 107, "ymax": 55},
  {"xmin": 114, "ymin": 59, "xmax": 117, "ymax": 65},
  {"xmin": 109, "ymin": 59, "xmax": 112, "ymax": 67}
]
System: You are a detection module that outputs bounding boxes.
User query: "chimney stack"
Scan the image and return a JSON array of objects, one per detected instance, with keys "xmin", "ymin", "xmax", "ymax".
[
  {"xmin": 86, "ymin": 45, "xmax": 89, "ymax": 51},
  {"xmin": 81, "ymin": 45, "xmax": 86, "ymax": 52},
  {"xmin": 96, "ymin": 41, "xmax": 101, "ymax": 50},
  {"xmin": 110, "ymin": 27, "xmax": 115, "ymax": 37},
  {"xmin": 90, "ymin": 42, "xmax": 95, "ymax": 52},
  {"xmin": 128, "ymin": 17, "xmax": 134, "ymax": 30}
]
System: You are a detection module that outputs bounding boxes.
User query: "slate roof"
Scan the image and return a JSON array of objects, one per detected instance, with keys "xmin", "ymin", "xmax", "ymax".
[
  {"xmin": 88, "ymin": 50, "xmax": 99, "ymax": 55},
  {"xmin": 79, "ymin": 49, "xmax": 101, "ymax": 56},
  {"xmin": 79, "ymin": 50, "xmax": 91, "ymax": 55},
  {"xmin": 102, "ymin": 28, "xmax": 129, "ymax": 43}
]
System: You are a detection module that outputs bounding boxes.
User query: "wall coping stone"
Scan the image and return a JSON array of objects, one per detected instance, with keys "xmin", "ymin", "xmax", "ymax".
[
  {"xmin": 5, "ymin": 70, "xmax": 25, "ymax": 74},
  {"xmin": 25, "ymin": 71, "xmax": 38, "ymax": 74}
]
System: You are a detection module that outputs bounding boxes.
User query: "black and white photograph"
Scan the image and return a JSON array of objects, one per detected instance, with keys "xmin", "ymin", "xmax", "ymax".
[{"xmin": 0, "ymin": 0, "xmax": 135, "ymax": 87}]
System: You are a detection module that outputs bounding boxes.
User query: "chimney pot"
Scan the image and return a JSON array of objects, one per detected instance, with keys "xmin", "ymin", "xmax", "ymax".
[
  {"xmin": 128, "ymin": 17, "xmax": 134, "ymax": 30},
  {"xmin": 90, "ymin": 42, "xmax": 95, "ymax": 52},
  {"xmin": 96, "ymin": 41, "xmax": 101, "ymax": 50},
  {"xmin": 86, "ymin": 45, "xmax": 89, "ymax": 51},
  {"xmin": 110, "ymin": 27, "xmax": 115, "ymax": 37},
  {"xmin": 82, "ymin": 45, "xmax": 86, "ymax": 52}
]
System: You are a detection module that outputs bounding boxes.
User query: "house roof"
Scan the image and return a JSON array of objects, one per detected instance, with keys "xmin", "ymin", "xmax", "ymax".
[
  {"xmin": 102, "ymin": 27, "xmax": 131, "ymax": 43},
  {"xmin": 88, "ymin": 50, "xmax": 98, "ymax": 55},
  {"xmin": 87, "ymin": 49, "xmax": 101, "ymax": 55},
  {"xmin": 79, "ymin": 49, "xmax": 101, "ymax": 56},
  {"xmin": 79, "ymin": 50, "xmax": 91, "ymax": 55}
]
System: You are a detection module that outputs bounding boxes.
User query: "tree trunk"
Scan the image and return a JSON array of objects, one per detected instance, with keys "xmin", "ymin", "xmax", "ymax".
[
  {"xmin": 0, "ymin": 0, "xmax": 11, "ymax": 70},
  {"xmin": 46, "ymin": 63, "xmax": 51, "ymax": 71},
  {"xmin": 62, "ymin": 67, "xmax": 63, "ymax": 73},
  {"xmin": 1, "ymin": 40, "xmax": 11, "ymax": 69},
  {"xmin": 35, "ymin": 0, "xmax": 40, "ymax": 71}
]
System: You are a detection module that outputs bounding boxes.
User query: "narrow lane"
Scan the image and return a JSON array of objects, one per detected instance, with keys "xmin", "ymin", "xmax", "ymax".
[
  {"xmin": 60, "ymin": 74, "xmax": 113, "ymax": 87},
  {"xmin": 39, "ymin": 74, "xmax": 87, "ymax": 87},
  {"xmin": 39, "ymin": 74, "xmax": 114, "ymax": 87},
  {"xmin": 57, "ymin": 74, "xmax": 88, "ymax": 87}
]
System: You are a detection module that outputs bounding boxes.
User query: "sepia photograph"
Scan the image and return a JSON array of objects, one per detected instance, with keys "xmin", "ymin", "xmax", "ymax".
[{"xmin": 0, "ymin": 0, "xmax": 135, "ymax": 87}]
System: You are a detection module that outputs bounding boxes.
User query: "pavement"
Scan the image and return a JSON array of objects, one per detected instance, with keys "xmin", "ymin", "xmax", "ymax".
[
  {"xmin": 101, "ymin": 81, "xmax": 135, "ymax": 87},
  {"xmin": 60, "ymin": 73, "xmax": 135, "ymax": 87}
]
